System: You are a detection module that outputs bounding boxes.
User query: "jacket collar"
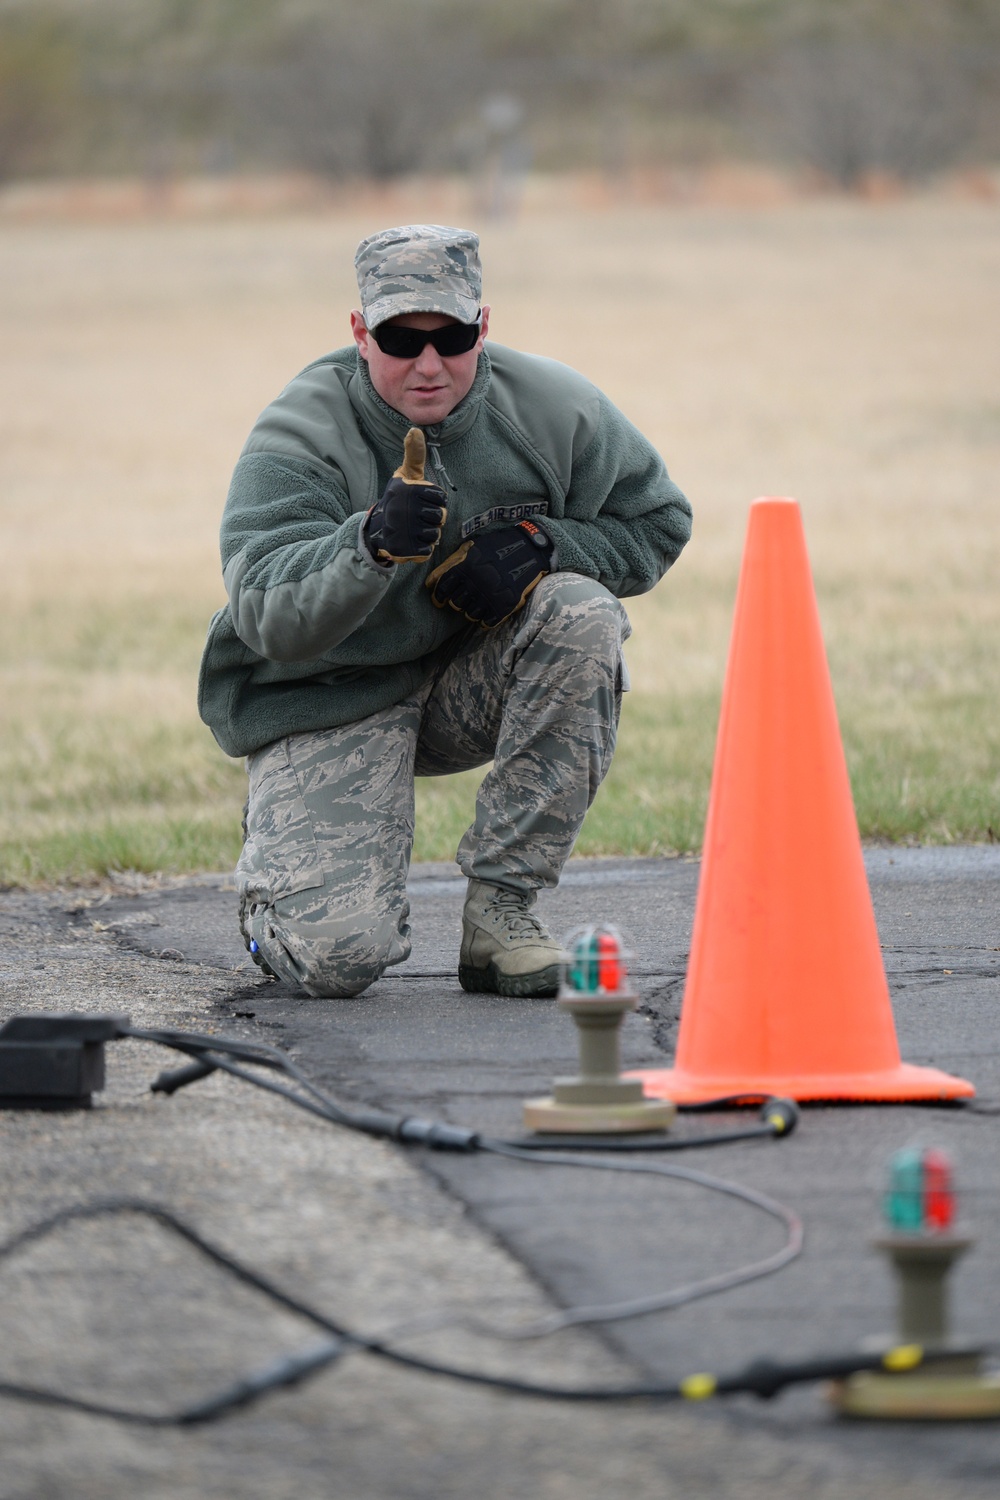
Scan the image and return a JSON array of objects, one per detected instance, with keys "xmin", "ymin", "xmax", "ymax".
[{"xmin": 349, "ymin": 349, "xmax": 492, "ymax": 451}]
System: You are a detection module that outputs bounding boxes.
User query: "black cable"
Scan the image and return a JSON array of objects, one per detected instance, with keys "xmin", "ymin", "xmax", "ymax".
[
  {"xmin": 142, "ymin": 1037, "xmax": 804, "ymax": 1321},
  {"xmin": 0, "ymin": 1199, "xmax": 350, "ymax": 1426},
  {"xmin": 0, "ymin": 1018, "xmax": 815, "ymax": 1425},
  {"xmin": 500, "ymin": 1121, "xmax": 790, "ymax": 1153},
  {"xmin": 134, "ymin": 1025, "xmax": 478, "ymax": 1149},
  {"xmin": 157, "ymin": 1050, "xmax": 802, "ymax": 1333},
  {"xmin": 137, "ymin": 1030, "xmax": 804, "ymax": 1341},
  {"xmin": 136, "ymin": 1028, "xmax": 806, "ymax": 1327},
  {"xmin": 135, "ymin": 1023, "xmax": 798, "ymax": 1154},
  {"xmin": 676, "ymin": 1095, "xmax": 774, "ymax": 1112},
  {"xmin": 0, "ymin": 1199, "xmax": 963, "ymax": 1426},
  {"xmin": 474, "ymin": 1141, "xmax": 803, "ymax": 1334}
]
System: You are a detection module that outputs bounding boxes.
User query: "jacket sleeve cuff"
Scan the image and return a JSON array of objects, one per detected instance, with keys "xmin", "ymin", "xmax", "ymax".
[{"xmin": 355, "ymin": 511, "xmax": 395, "ymax": 574}]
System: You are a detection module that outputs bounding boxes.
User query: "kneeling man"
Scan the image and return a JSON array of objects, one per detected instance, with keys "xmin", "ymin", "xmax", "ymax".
[{"xmin": 199, "ymin": 224, "xmax": 691, "ymax": 998}]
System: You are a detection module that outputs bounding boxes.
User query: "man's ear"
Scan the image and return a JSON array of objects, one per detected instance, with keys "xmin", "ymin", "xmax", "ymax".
[
  {"xmin": 350, "ymin": 310, "xmax": 370, "ymax": 361},
  {"xmin": 478, "ymin": 304, "xmax": 491, "ymax": 348}
]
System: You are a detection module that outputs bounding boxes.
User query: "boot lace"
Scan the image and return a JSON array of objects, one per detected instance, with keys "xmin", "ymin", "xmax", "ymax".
[{"xmin": 485, "ymin": 888, "xmax": 549, "ymax": 942}]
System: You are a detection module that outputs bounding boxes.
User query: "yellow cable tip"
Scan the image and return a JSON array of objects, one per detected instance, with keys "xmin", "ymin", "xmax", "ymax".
[
  {"xmin": 680, "ymin": 1372, "xmax": 717, "ymax": 1401},
  {"xmin": 882, "ymin": 1343, "xmax": 923, "ymax": 1372}
]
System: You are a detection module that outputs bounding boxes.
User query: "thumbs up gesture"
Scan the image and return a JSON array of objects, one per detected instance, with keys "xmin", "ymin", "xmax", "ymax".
[{"xmin": 362, "ymin": 428, "xmax": 448, "ymax": 564}]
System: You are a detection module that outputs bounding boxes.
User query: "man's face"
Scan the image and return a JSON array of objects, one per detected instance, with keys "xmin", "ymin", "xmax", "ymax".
[{"xmin": 350, "ymin": 307, "xmax": 490, "ymax": 426}]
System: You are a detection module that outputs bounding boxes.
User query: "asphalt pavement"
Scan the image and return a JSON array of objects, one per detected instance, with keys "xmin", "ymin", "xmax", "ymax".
[{"xmin": 1, "ymin": 847, "xmax": 998, "ymax": 1497}]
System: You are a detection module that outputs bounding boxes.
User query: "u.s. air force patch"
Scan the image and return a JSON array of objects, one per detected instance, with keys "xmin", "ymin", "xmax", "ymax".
[{"xmin": 460, "ymin": 502, "xmax": 549, "ymax": 539}]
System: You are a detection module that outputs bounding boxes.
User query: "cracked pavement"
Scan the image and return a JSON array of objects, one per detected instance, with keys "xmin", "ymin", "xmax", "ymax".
[{"xmin": 1, "ymin": 848, "xmax": 999, "ymax": 1498}]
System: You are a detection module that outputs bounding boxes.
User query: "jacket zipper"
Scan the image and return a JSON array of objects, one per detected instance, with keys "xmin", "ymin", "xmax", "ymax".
[{"xmin": 426, "ymin": 441, "xmax": 458, "ymax": 492}]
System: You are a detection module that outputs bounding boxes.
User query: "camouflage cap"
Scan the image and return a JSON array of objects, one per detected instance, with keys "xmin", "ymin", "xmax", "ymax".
[{"xmin": 354, "ymin": 224, "xmax": 482, "ymax": 330}]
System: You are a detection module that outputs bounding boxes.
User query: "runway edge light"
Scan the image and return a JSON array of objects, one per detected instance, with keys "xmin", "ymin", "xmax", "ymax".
[
  {"xmin": 523, "ymin": 925, "xmax": 675, "ymax": 1135},
  {"xmin": 829, "ymin": 1146, "xmax": 1000, "ymax": 1420}
]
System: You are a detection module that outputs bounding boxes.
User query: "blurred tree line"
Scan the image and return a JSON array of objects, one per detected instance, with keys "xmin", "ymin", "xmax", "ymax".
[{"xmin": 1, "ymin": 0, "xmax": 998, "ymax": 186}]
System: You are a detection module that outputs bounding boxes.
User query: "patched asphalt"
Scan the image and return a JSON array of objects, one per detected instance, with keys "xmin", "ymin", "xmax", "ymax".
[
  {"xmin": 1, "ymin": 847, "xmax": 999, "ymax": 1497},
  {"xmin": 80, "ymin": 849, "xmax": 1000, "ymax": 1485}
]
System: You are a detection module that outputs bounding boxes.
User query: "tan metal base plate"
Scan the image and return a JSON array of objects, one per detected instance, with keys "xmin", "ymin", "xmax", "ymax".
[
  {"xmin": 523, "ymin": 1095, "xmax": 677, "ymax": 1134},
  {"xmin": 829, "ymin": 1371, "xmax": 1000, "ymax": 1420}
]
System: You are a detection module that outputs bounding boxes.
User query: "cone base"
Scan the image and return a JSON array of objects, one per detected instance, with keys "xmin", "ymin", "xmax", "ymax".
[{"xmin": 628, "ymin": 1062, "xmax": 975, "ymax": 1106}]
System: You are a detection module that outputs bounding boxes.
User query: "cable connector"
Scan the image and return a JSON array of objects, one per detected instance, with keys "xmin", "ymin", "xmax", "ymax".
[
  {"xmin": 0, "ymin": 1014, "xmax": 130, "ymax": 1110},
  {"xmin": 151, "ymin": 1060, "xmax": 218, "ymax": 1096},
  {"xmin": 760, "ymin": 1098, "xmax": 799, "ymax": 1136},
  {"xmin": 177, "ymin": 1339, "xmax": 344, "ymax": 1426},
  {"xmin": 395, "ymin": 1117, "xmax": 479, "ymax": 1150}
]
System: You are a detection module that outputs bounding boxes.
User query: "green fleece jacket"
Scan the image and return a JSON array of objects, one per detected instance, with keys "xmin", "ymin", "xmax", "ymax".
[{"xmin": 198, "ymin": 342, "xmax": 691, "ymax": 757}]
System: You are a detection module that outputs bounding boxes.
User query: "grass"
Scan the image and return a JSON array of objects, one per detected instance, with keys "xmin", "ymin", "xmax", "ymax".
[
  {"xmin": 4, "ymin": 672, "xmax": 996, "ymax": 885},
  {"xmin": 2, "ymin": 590, "xmax": 996, "ymax": 884},
  {"xmin": 1, "ymin": 198, "xmax": 998, "ymax": 885}
]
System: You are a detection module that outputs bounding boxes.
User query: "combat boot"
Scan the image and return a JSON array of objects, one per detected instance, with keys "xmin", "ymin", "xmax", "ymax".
[
  {"xmin": 238, "ymin": 890, "xmax": 277, "ymax": 978},
  {"xmin": 459, "ymin": 880, "xmax": 564, "ymax": 998}
]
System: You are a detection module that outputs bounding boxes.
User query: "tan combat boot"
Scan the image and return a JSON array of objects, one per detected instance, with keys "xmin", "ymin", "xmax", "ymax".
[{"xmin": 459, "ymin": 880, "xmax": 564, "ymax": 998}]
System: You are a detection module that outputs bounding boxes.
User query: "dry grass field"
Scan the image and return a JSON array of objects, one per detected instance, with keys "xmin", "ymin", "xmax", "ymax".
[{"xmin": 1, "ymin": 192, "xmax": 998, "ymax": 884}]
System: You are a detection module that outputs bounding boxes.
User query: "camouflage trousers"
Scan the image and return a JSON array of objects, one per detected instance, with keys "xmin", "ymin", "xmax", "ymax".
[{"xmin": 237, "ymin": 572, "xmax": 631, "ymax": 997}]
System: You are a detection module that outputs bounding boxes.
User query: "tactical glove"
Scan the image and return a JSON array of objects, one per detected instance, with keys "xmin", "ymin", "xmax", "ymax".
[
  {"xmin": 363, "ymin": 427, "xmax": 447, "ymax": 564},
  {"xmin": 425, "ymin": 520, "xmax": 556, "ymax": 628}
]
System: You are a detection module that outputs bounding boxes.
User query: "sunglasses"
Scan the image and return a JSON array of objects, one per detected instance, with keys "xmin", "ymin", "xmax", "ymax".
[{"xmin": 369, "ymin": 316, "xmax": 482, "ymax": 360}]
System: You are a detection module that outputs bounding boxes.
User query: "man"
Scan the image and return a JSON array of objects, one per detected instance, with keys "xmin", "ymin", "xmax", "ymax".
[{"xmin": 198, "ymin": 223, "xmax": 691, "ymax": 999}]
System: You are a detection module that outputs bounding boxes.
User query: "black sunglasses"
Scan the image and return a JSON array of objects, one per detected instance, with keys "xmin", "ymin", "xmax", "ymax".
[{"xmin": 369, "ymin": 316, "xmax": 482, "ymax": 360}]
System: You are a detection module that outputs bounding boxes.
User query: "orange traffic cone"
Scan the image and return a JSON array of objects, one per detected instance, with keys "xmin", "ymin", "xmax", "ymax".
[{"xmin": 634, "ymin": 498, "xmax": 974, "ymax": 1104}]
